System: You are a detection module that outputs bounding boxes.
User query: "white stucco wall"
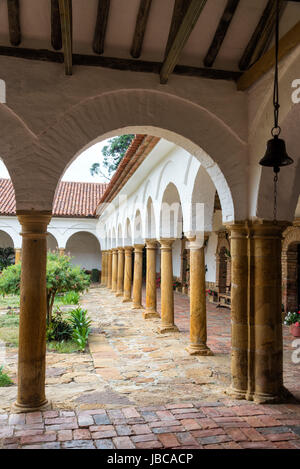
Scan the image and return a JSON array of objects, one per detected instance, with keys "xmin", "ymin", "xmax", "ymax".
[
  {"xmin": 0, "ymin": 216, "xmax": 102, "ymax": 270},
  {"xmin": 66, "ymin": 231, "xmax": 101, "ymax": 271}
]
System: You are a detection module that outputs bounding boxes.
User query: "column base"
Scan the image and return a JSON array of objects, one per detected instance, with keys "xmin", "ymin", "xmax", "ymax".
[
  {"xmin": 186, "ymin": 344, "xmax": 214, "ymax": 356},
  {"xmin": 132, "ymin": 304, "xmax": 144, "ymax": 310},
  {"xmin": 225, "ymin": 386, "xmax": 247, "ymax": 400},
  {"xmin": 122, "ymin": 297, "xmax": 132, "ymax": 303},
  {"xmin": 252, "ymin": 386, "xmax": 295, "ymax": 405},
  {"xmin": 157, "ymin": 324, "xmax": 179, "ymax": 334},
  {"xmin": 143, "ymin": 310, "xmax": 160, "ymax": 319},
  {"xmin": 11, "ymin": 399, "xmax": 52, "ymax": 414},
  {"xmin": 116, "ymin": 291, "xmax": 123, "ymax": 297}
]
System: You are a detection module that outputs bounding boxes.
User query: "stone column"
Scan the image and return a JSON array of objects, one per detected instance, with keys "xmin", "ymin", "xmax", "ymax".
[
  {"xmin": 123, "ymin": 246, "xmax": 133, "ymax": 302},
  {"xmin": 157, "ymin": 239, "xmax": 178, "ymax": 333},
  {"xmin": 15, "ymin": 248, "xmax": 21, "ymax": 264},
  {"xmin": 186, "ymin": 237, "xmax": 213, "ymax": 355},
  {"xmin": 250, "ymin": 222, "xmax": 287, "ymax": 404},
  {"xmin": 144, "ymin": 240, "xmax": 160, "ymax": 319},
  {"xmin": 132, "ymin": 244, "xmax": 144, "ymax": 309},
  {"xmin": 107, "ymin": 250, "xmax": 112, "ymax": 289},
  {"xmin": 12, "ymin": 211, "xmax": 52, "ymax": 413},
  {"xmin": 111, "ymin": 248, "xmax": 118, "ymax": 292},
  {"xmin": 59, "ymin": 248, "xmax": 65, "ymax": 257},
  {"xmin": 116, "ymin": 247, "xmax": 125, "ymax": 297},
  {"xmin": 101, "ymin": 251, "xmax": 107, "ymax": 286},
  {"xmin": 226, "ymin": 223, "xmax": 249, "ymax": 400}
]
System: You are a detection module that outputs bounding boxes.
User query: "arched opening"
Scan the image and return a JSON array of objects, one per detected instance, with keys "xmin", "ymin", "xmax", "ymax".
[
  {"xmin": 65, "ymin": 231, "xmax": 101, "ymax": 272},
  {"xmin": 0, "ymin": 230, "xmax": 14, "ymax": 249},
  {"xmin": 0, "ymin": 230, "xmax": 15, "ymax": 269},
  {"xmin": 47, "ymin": 233, "xmax": 58, "ymax": 252},
  {"xmin": 145, "ymin": 197, "xmax": 156, "ymax": 240}
]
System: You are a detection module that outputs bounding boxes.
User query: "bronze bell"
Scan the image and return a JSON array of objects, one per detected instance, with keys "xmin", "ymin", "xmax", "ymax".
[{"xmin": 259, "ymin": 135, "xmax": 294, "ymax": 173}]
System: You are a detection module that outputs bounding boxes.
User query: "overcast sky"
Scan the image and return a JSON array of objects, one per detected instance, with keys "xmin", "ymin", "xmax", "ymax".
[{"xmin": 0, "ymin": 138, "xmax": 113, "ymax": 183}]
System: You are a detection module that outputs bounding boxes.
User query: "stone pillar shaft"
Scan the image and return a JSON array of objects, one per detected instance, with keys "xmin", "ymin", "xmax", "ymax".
[
  {"xmin": 116, "ymin": 248, "xmax": 125, "ymax": 296},
  {"xmin": 227, "ymin": 221, "xmax": 288, "ymax": 404},
  {"xmin": 12, "ymin": 211, "xmax": 52, "ymax": 413},
  {"xmin": 158, "ymin": 239, "xmax": 178, "ymax": 333},
  {"xmin": 132, "ymin": 244, "xmax": 144, "ymax": 309},
  {"xmin": 186, "ymin": 241, "xmax": 213, "ymax": 355},
  {"xmin": 107, "ymin": 250, "xmax": 112, "ymax": 289},
  {"xmin": 227, "ymin": 224, "xmax": 249, "ymax": 399},
  {"xmin": 15, "ymin": 248, "xmax": 21, "ymax": 264},
  {"xmin": 251, "ymin": 223, "xmax": 285, "ymax": 403},
  {"xmin": 123, "ymin": 246, "xmax": 133, "ymax": 302},
  {"xmin": 111, "ymin": 248, "xmax": 118, "ymax": 292},
  {"xmin": 59, "ymin": 248, "xmax": 65, "ymax": 257},
  {"xmin": 144, "ymin": 240, "xmax": 160, "ymax": 319},
  {"xmin": 101, "ymin": 251, "xmax": 107, "ymax": 286}
]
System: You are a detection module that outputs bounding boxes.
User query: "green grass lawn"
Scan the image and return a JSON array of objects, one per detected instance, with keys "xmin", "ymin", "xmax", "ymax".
[
  {"xmin": 0, "ymin": 294, "xmax": 69, "ymax": 310},
  {"xmin": 0, "ymin": 296, "xmax": 82, "ymax": 352}
]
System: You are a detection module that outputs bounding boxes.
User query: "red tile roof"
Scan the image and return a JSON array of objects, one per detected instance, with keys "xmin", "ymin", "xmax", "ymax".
[{"xmin": 0, "ymin": 179, "xmax": 108, "ymax": 218}]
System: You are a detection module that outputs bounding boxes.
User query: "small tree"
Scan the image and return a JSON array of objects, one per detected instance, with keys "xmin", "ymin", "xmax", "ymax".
[
  {"xmin": 90, "ymin": 134, "xmax": 135, "ymax": 178},
  {"xmin": 0, "ymin": 252, "xmax": 91, "ymax": 324}
]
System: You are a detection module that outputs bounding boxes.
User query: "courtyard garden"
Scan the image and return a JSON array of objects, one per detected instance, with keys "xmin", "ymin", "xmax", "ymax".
[{"xmin": 0, "ymin": 253, "xmax": 93, "ymax": 387}]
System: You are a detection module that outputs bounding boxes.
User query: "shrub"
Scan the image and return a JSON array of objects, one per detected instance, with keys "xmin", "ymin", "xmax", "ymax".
[
  {"xmin": 0, "ymin": 247, "xmax": 15, "ymax": 271},
  {"xmin": 68, "ymin": 308, "xmax": 92, "ymax": 352},
  {"xmin": 0, "ymin": 252, "xmax": 91, "ymax": 324},
  {"xmin": 0, "ymin": 366, "xmax": 13, "ymax": 387},
  {"xmin": 62, "ymin": 291, "xmax": 80, "ymax": 305},
  {"xmin": 46, "ymin": 309, "xmax": 73, "ymax": 342}
]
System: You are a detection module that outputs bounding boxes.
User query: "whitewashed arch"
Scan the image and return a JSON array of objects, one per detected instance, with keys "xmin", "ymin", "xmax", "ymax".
[
  {"xmin": 5, "ymin": 90, "xmax": 242, "ymax": 222},
  {"xmin": 124, "ymin": 218, "xmax": 133, "ymax": 246},
  {"xmin": 133, "ymin": 209, "xmax": 144, "ymax": 244},
  {"xmin": 160, "ymin": 182, "xmax": 183, "ymax": 239},
  {"xmin": 0, "ymin": 224, "xmax": 21, "ymax": 248},
  {"xmin": 0, "ymin": 229, "xmax": 15, "ymax": 248},
  {"xmin": 65, "ymin": 231, "xmax": 101, "ymax": 271},
  {"xmin": 145, "ymin": 196, "xmax": 156, "ymax": 240}
]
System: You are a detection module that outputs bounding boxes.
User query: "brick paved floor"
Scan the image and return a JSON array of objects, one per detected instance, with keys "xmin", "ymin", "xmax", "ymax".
[
  {"xmin": 148, "ymin": 288, "xmax": 300, "ymax": 399},
  {"xmin": 1, "ymin": 400, "xmax": 300, "ymax": 449}
]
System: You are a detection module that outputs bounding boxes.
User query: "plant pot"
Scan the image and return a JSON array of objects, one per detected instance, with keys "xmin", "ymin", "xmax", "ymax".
[{"xmin": 290, "ymin": 324, "xmax": 300, "ymax": 337}]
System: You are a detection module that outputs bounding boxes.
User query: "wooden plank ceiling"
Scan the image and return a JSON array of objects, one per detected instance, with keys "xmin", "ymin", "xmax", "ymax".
[{"xmin": 0, "ymin": 0, "xmax": 299, "ymax": 89}]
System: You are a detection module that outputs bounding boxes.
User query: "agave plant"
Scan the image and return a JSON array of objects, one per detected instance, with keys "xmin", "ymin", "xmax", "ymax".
[{"xmin": 68, "ymin": 308, "xmax": 92, "ymax": 352}]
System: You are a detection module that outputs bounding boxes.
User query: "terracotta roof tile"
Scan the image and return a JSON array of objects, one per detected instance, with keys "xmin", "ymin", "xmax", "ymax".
[{"xmin": 0, "ymin": 179, "xmax": 108, "ymax": 217}]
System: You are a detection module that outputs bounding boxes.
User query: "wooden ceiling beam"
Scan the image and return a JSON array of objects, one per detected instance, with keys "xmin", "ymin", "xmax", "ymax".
[
  {"xmin": 238, "ymin": 0, "xmax": 286, "ymax": 71},
  {"xmin": 203, "ymin": 0, "xmax": 240, "ymax": 68},
  {"xmin": 130, "ymin": 0, "xmax": 153, "ymax": 58},
  {"xmin": 160, "ymin": 0, "xmax": 208, "ymax": 84},
  {"xmin": 0, "ymin": 45, "xmax": 241, "ymax": 81},
  {"xmin": 7, "ymin": 0, "xmax": 21, "ymax": 46},
  {"xmin": 58, "ymin": 0, "xmax": 72, "ymax": 75},
  {"xmin": 164, "ymin": 0, "xmax": 191, "ymax": 59},
  {"xmin": 51, "ymin": 0, "xmax": 62, "ymax": 50},
  {"xmin": 93, "ymin": 0, "xmax": 110, "ymax": 55},
  {"xmin": 237, "ymin": 21, "xmax": 300, "ymax": 91}
]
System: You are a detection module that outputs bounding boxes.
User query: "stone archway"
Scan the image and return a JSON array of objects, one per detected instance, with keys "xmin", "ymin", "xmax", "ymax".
[
  {"xmin": 65, "ymin": 231, "xmax": 101, "ymax": 272},
  {"xmin": 282, "ymin": 224, "xmax": 300, "ymax": 313}
]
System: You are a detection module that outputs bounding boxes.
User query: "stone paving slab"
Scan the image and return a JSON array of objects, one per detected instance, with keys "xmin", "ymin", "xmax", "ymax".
[
  {"xmin": 0, "ymin": 285, "xmax": 299, "ymax": 413},
  {"xmin": 1, "ymin": 400, "xmax": 300, "ymax": 449}
]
